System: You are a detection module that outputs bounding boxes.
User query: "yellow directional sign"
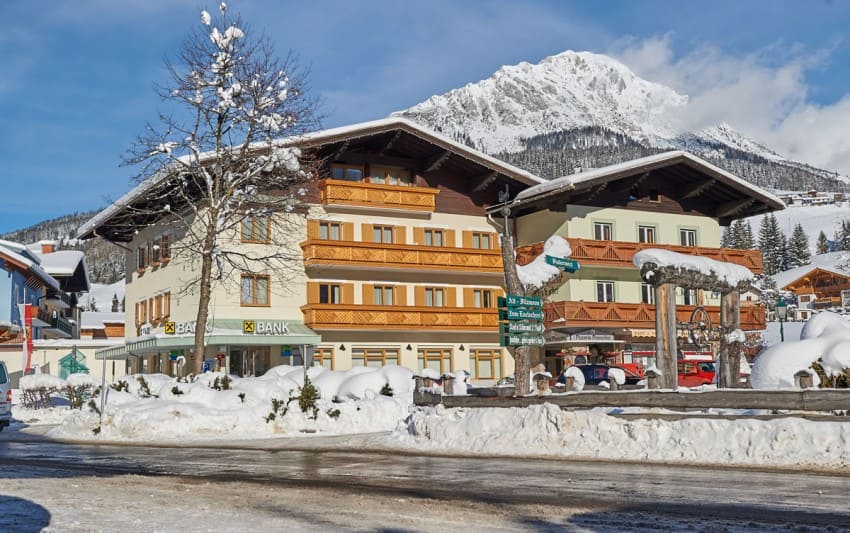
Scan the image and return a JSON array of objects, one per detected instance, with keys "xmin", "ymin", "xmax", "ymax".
[
  {"xmin": 164, "ymin": 321, "xmax": 176, "ymax": 335},
  {"xmin": 243, "ymin": 320, "xmax": 255, "ymax": 334}
]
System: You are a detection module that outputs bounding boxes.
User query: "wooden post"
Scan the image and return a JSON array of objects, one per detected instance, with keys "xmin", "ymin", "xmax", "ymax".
[
  {"xmin": 719, "ymin": 291, "xmax": 741, "ymax": 388},
  {"xmin": 795, "ymin": 370, "xmax": 814, "ymax": 389},
  {"xmin": 442, "ymin": 375, "xmax": 455, "ymax": 396},
  {"xmin": 566, "ymin": 376, "xmax": 575, "ymax": 391},
  {"xmin": 645, "ymin": 370, "xmax": 660, "ymax": 389},
  {"xmin": 608, "ymin": 376, "xmax": 619, "ymax": 391},
  {"xmin": 655, "ymin": 283, "xmax": 678, "ymax": 389}
]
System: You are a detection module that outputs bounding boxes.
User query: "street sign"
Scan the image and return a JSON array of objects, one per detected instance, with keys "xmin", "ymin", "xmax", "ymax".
[
  {"xmin": 545, "ymin": 255, "xmax": 580, "ymax": 272},
  {"xmin": 500, "ymin": 321, "xmax": 545, "ymax": 334},
  {"xmin": 499, "ymin": 308, "xmax": 545, "ymax": 321},
  {"xmin": 501, "ymin": 334, "xmax": 546, "ymax": 347},
  {"xmin": 498, "ymin": 294, "xmax": 543, "ymax": 308}
]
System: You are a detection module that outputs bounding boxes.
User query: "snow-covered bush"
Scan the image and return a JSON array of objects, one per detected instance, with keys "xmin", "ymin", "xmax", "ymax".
[{"xmin": 20, "ymin": 374, "xmax": 67, "ymax": 409}]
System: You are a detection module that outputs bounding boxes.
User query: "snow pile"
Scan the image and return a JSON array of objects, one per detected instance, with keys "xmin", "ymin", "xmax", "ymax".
[
  {"xmin": 66, "ymin": 373, "xmax": 100, "ymax": 388},
  {"xmin": 633, "ymin": 248, "xmax": 754, "ymax": 286},
  {"xmin": 752, "ymin": 312, "xmax": 850, "ymax": 389},
  {"xmin": 400, "ymin": 404, "xmax": 850, "ymax": 471},
  {"xmin": 49, "ymin": 365, "xmax": 415, "ymax": 442},
  {"xmin": 562, "ymin": 366, "xmax": 585, "ymax": 391},
  {"xmin": 607, "ymin": 367, "xmax": 626, "ymax": 385},
  {"xmin": 516, "ymin": 235, "xmax": 573, "ymax": 289},
  {"xmin": 19, "ymin": 374, "xmax": 66, "ymax": 390}
]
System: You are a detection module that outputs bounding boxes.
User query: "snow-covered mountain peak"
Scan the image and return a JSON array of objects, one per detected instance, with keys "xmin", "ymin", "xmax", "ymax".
[{"xmin": 395, "ymin": 49, "xmax": 688, "ymax": 153}]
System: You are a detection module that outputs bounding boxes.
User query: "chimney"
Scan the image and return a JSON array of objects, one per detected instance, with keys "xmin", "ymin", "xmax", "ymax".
[{"xmin": 39, "ymin": 240, "xmax": 56, "ymax": 254}]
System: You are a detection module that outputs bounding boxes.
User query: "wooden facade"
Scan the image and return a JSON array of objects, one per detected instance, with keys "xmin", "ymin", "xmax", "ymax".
[
  {"xmin": 782, "ymin": 268, "xmax": 850, "ymax": 300},
  {"xmin": 301, "ymin": 303, "xmax": 499, "ymax": 331}
]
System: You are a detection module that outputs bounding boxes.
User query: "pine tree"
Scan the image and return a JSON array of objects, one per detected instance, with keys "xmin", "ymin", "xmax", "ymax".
[
  {"xmin": 816, "ymin": 230, "xmax": 830, "ymax": 254},
  {"xmin": 721, "ymin": 225, "xmax": 733, "ymax": 248},
  {"xmin": 111, "ymin": 293, "xmax": 120, "ymax": 312},
  {"xmin": 741, "ymin": 221, "xmax": 756, "ymax": 249},
  {"xmin": 786, "ymin": 224, "xmax": 811, "ymax": 269},
  {"xmin": 758, "ymin": 214, "xmax": 785, "ymax": 276}
]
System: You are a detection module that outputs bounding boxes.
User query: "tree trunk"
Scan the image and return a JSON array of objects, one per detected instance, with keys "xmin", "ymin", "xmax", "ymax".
[
  {"xmin": 654, "ymin": 283, "xmax": 678, "ymax": 389},
  {"xmin": 193, "ymin": 224, "xmax": 217, "ymax": 375},
  {"xmin": 718, "ymin": 291, "xmax": 741, "ymax": 388},
  {"xmin": 499, "ymin": 231, "xmax": 531, "ymax": 395}
]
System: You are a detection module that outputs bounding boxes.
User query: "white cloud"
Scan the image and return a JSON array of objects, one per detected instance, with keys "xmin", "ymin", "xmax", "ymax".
[{"xmin": 611, "ymin": 35, "xmax": 850, "ymax": 175}]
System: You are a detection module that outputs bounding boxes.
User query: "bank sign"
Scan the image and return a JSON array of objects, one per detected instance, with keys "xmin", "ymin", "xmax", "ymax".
[{"xmin": 242, "ymin": 320, "xmax": 290, "ymax": 335}]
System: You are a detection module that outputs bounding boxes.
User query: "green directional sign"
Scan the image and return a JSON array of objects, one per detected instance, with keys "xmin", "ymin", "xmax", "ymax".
[
  {"xmin": 500, "ymin": 321, "xmax": 545, "ymax": 335},
  {"xmin": 500, "ymin": 334, "xmax": 546, "ymax": 347},
  {"xmin": 499, "ymin": 308, "xmax": 545, "ymax": 321},
  {"xmin": 498, "ymin": 294, "xmax": 543, "ymax": 308},
  {"xmin": 545, "ymin": 255, "xmax": 580, "ymax": 273}
]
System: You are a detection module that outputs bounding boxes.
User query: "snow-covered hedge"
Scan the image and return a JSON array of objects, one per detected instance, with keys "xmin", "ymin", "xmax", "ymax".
[{"xmin": 752, "ymin": 312, "xmax": 850, "ymax": 389}]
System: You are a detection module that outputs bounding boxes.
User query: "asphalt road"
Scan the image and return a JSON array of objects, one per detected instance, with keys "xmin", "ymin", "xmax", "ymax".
[{"xmin": 1, "ymin": 433, "xmax": 849, "ymax": 530}]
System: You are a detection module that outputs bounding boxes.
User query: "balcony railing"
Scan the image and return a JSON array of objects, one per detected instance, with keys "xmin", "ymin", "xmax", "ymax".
[
  {"xmin": 36, "ymin": 307, "xmax": 74, "ymax": 337},
  {"xmin": 302, "ymin": 303, "xmax": 499, "ymax": 331},
  {"xmin": 812, "ymin": 297, "xmax": 842, "ymax": 310},
  {"xmin": 318, "ymin": 179, "xmax": 439, "ymax": 212},
  {"xmin": 301, "ymin": 240, "xmax": 503, "ymax": 273},
  {"xmin": 517, "ymin": 238, "xmax": 763, "ymax": 274},
  {"xmin": 544, "ymin": 301, "xmax": 766, "ymax": 331}
]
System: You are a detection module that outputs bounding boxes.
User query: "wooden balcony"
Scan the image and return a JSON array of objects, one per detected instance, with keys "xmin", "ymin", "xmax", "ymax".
[
  {"xmin": 544, "ymin": 301, "xmax": 766, "ymax": 331},
  {"xmin": 302, "ymin": 303, "xmax": 499, "ymax": 331},
  {"xmin": 318, "ymin": 179, "xmax": 439, "ymax": 212},
  {"xmin": 301, "ymin": 240, "xmax": 503, "ymax": 273},
  {"xmin": 517, "ymin": 238, "xmax": 763, "ymax": 274}
]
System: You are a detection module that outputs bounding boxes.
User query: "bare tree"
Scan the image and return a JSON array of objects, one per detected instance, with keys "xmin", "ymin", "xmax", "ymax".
[{"xmin": 124, "ymin": 3, "xmax": 320, "ymax": 374}]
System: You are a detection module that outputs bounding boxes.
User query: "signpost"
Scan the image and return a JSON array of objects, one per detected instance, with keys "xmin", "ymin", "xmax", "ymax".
[
  {"xmin": 499, "ymin": 293, "xmax": 545, "ymax": 347},
  {"xmin": 545, "ymin": 255, "xmax": 580, "ymax": 273}
]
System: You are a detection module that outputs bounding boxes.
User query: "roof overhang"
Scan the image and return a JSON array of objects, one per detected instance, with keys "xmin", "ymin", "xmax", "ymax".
[
  {"xmin": 500, "ymin": 150, "xmax": 785, "ymax": 221},
  {"xmin": 78, "ymin": 118, "xmax": 545, "ymax": 243}
]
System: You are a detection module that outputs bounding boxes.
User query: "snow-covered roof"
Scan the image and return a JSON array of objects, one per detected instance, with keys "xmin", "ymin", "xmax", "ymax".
[
  {"xmin": 78, "ymin": 117, "xmax": 545, "ymax": 241},
  {"xmin": 510, "ymin": 151, "xmax": 785, "ymax": 219},
  {"xmin": 81, "ymin": 311, "xmax": 125, "ymax": 330},
  {"xmin": 0, "ymin": 240, "xmax": 60, "ymax": 291},
  {"xmin": 33, "ymin": 249, "xmax": 90, "ymax": 293},
  {"xmin": 774, "ymin": 251, "xmax": 850, "ymax": 290}
]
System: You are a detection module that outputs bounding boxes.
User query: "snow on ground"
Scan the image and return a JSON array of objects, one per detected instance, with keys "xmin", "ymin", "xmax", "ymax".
[
  {"xmin": 747, "ymin": 203, "xmax": 850, "ymax": 253},
  {"xmin": 47, "ymin": 364, "xmax": 414, "ymax": 442},
  {"xmin": 397, "ymin": 403, "xmax": 850, "ymax": 472},
  {"xmin": 763, "ymin": 320, "xmax": 806, "ymax": 347}
]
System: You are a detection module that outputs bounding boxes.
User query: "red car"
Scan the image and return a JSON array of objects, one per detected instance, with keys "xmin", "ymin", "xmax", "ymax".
[{"xmin": 677, "ymin": 361, "xmax": 716, "ymax": 387}]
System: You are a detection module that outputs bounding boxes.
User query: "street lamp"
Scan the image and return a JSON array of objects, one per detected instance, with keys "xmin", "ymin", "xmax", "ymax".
[{"xmin": 775, "ymin": 298, "xmax": 788, "ymax": 342}]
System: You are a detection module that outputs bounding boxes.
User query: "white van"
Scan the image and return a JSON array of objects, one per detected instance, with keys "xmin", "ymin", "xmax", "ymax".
[{"xmin": 0, "ymin": 361, "xmax": 11, "ymax": 431}]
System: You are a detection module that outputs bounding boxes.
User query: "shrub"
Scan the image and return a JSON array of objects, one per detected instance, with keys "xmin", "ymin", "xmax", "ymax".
[
  {"xmin": 238, "ymin": 392, "xmax": 246, "ymax": 403},
  {"xmin": 136, "ymin": 376, "xmax": 155, "ymax": 398},
  {"xmin": 171, "ymin": 386, "xmax": 184, "ymax": 396},
  {"xmin": 110, "ymin": 380, "xmax": 129, "ymax": 393},
  {"xmin": 326, "ymin": 408, "xmax": 341, "ymax": 419},
  {"xmin": 265, "ymin": 397, "xmax": 287, "ymax": 423},
  {"xmin": 380, "ymin": 383, "xmax": 394, "ymax": 397}
]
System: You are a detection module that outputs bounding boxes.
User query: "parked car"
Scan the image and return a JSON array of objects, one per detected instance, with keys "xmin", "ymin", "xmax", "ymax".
[
  {"xmin": 557, "ymin": 364, "xmax": 643, "ymax": 386},
  {"xmin": 677, "ymin": 361, "xmax": 716, "ymax": 387},
  {"xmin": 0, "ymin": 361, "xmax": 11, "ymax": 431}
]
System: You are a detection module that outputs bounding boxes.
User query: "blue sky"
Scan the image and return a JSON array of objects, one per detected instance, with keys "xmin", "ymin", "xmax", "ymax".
[{"xmin": 2, "ymin": 0, "xmax": 850, "ymax": 234}]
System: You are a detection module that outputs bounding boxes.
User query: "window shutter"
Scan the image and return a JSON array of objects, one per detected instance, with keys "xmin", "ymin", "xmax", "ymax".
[
  {"xmin": 445, "ymin": 230, "xmax": 456, "ymax": 247},
  {"xmin": 307, "ymin": 282, "xmax": 319, "ymax": 304},
  {"xmin": 362, "ymin": 284, "xmax": 374, "ymax": 305},
  {"xmin": 463, "ymin": 288, "xmax": 474, "ymax": 308},
  {"xmin": 362, "ymin": 224, "xmax": 374, "ymax": 243},
  {"xmin": 446, "ymin": 287, "xmax": 457, "ymax": 307},
  {"xmin": 462, "ymin": 231, "xmax": 473, "ymax": 248},
  {"xmin": 395, "ymin": 285, "xmax": 407, "ymax": 306},
  {"xmin": 394, "ymin": 226, "xmax": 406, "ymax": 245},
  {"xmin": 413, "ymin": 227, "xmax": 425, "ymax": 246},
  {"xmin": 164, "ymin": 292, "xmax": 171, "ymax": 318},
  {"xmin": 341, "ymin": 222, "xmax": 354, "ymax": 241},
  {"xmin": 306, "ymin": 220, "xmax": 319, "ymax": 239},
  {"xmin": 341, "ymin": 284, "xmax": 354, "ymax": 304},
  {"xmin": 414, "ymin": 286, "xmax": 426, "ymax": 306}
]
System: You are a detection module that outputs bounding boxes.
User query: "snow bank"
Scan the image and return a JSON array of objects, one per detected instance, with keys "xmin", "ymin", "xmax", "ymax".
[
  {"xmin": 400, "ymin": 404, "xmax": 850, "ymax": 471},
  {"xmin": 48, "ymin": 365, "xmax": 414, "ymax": 442},
  {"xmin": 607, "ymin": 367, "xmax": 625, "ymax": 385},
  {"xmin": 562, "ymin": 366, "xmax": 585, "ymax": 391},
  {"xmin": 66, "ymin": 373, "xmax": 100, "ymax": 387},
  {"xmin": 752, "ymin": 312, "xmax": 850, "ymax": 389},
  {"xmin": 19, "ymin": 374, "xmax": 66, "ymax": 390},
  {"xmin": 517, "ymin": 235, "xmax": 572, "ymax": 289},
  {"xmin": 633, "ymin": 248, "xmax": 753, "ymax": 285}
]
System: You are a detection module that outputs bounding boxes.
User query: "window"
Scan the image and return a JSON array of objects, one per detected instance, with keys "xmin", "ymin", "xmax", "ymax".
[
  {"xmin": 151, "ymin": 240, "xmax": 161, "ymax": 264},
  {"xmin": 425, "ymin": 288, "xmax": 445, "ymax": 307},
  {"xmin": 241, "ymin": 216, "xmax": 270, "ymax": 243},
  {"xmin": 638, "ymin": 225, "xmax": 656, "ymax": 244},
  {"xmin": 319, "ymin": 284, "xmax": 342, "ymax": 304},
  {"xmin": 319, "ymin": 222, "xmax": 341, "ymax": 240},
  {"xmin": 471, "ymin": 232, "xmax": 493, "ymax": 249},
  {"xmin": 159, "ymin": 234, "xmax": 171, "ymax": 261},
  {"xmin": 370, "ymin": 166, "xmax": 412, "ymax": 186},
  {"xmin": 373, "ymin": 225, "xmax": 394, "ymax": 244},
  {"xmin": 469, "ymin": 349, "xmax": 502, "ymax": 380},
  {"xmin": 418, "ymin": 348, "xmax": 453, "ymax": 375},
  {"xmin": 593, "ymin": 222, "xmax": 613, "ymax": 241},
  {"xmin": 424, "ymin": 229, "xmax": 444, "ymax": 247},
  {"xmin": 314, "ymin": 347, "xmax": 334, "ymax": 370},
  {"xmin": 649, "ymin": 189, "xmax": 661, "ymax": 202},
  {"xmin": 472, "ymin": 289, "xmax": 494, "ymax": 308},
  {"xmin": 641, "ymin": 283, "xmax": 655, "ymax": 304},
  {"xmin": 680, "ymin": 229, "xmax": 697, "ymax": 247},
  {"xmin": 137, "ymin": 246, "xmax": 147, "ymax": 270},
  {"xmin": 240, "ymin": 274, "xmax": 270, "ymax": 306},
  {"xmin": 373, "ymin": 285, "xmax": 394, "ymax": 306},
  {"xmin": 331, "ymin": 164, "xmax": 364, "ymax": 182},
  {"xmin": 351, "ymin": 348, "xmax": 400, "ymax": 368},
  {"xmin": 682, "ymin": 288, "xmax": 698, "ymax": 306},
  {"xmin": 596, "ymin": 281, "xmax": 615, "ymax": 303}
]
